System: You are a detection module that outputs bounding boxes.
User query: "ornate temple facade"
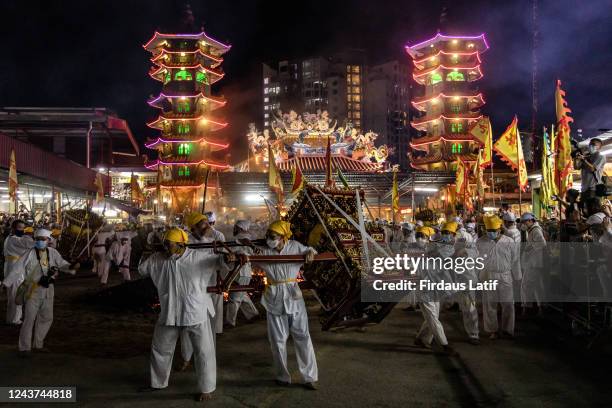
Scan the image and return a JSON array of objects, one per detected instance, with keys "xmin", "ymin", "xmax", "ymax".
[
  {"xmin": 405, "ymin": 33, "xmax": 489, "ymax": 171},
  {"xmin": 143, "ymin": 17, "xmax": 231, "ymax": 214},
  {"xmin": 245, "ymin": 110, "xmax": 389, "ymax": 174}
]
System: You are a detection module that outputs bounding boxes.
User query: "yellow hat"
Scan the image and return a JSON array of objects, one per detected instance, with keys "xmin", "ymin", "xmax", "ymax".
[
  {"xmin": 24, "ymin": 226, "xmax": 34, "ymax": 233},
  {"xmin": 184, "ymin": 212, "xmax": 208, "ymax": 228},
  {"xmin": 51, "ymin": 229, "xmax": 62, "ymax": 237},
  {"xmin": 442, "ymin": 221, "xmax": 458, "ymax": 234},
  {"xmin": 163, "ymin": 228, "xmax": 189, "ymax": 243},
  {"xmin": 268, "ymin": 220, "xmax": 292, "ymax": 239},
  {"xmin": 415, "ymin": 226, "xmax": 435, "ymax": 237},
  {"xmin": 483, "ymin": 215, "xmax": 503, "ymax": 230}
]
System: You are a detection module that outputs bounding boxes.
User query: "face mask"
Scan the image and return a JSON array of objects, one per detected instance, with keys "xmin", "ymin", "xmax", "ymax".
[
  {"xmin": 520, "ymin": 224, "xmax": 528, "ymax": 231},
  {"xmin": 589, "ymin": 145, "xmax": 598, "ymax": 154},
  {"xmin": 266, "ymin": 238, "xmax": 280, "ymax": 249},
  {"xmin": 487, "ymin": 231, "xmax": 498, "ymax": 240},
  {"xmin": 35, "ymin": 240, "xmax": 47, "ymax": 249},
  {"xmin": 440, "ymin": 234, "xmax": 453, "ymax": 243},
  {"xmin": 14, "ymin": 230, "xmax": 24, "ymax": 237}
]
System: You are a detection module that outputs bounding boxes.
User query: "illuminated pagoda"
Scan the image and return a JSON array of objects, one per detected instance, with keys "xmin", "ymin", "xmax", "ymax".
[
  {"xmin": 405, "ymin": 33, "xmax": 488, "ymax": 171},
  {"xmin": 143, "ymin": 6, "xmax": 230, "ymax": 213},
  {"xmin": 245, "ymin": 110, "xmax": 389, "ymax": 173}
]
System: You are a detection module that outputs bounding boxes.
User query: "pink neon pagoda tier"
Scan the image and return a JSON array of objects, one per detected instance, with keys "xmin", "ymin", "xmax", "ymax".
[
  {"xmin": 405, "ymin": 33, "xmax": 489, "ymax": 171},
  {"xmin": 143, "ymin": 13, "xmax": 231, "ymax": 213}
]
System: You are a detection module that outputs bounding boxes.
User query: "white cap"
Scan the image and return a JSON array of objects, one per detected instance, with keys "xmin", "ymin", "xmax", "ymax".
[
  {"xmin": 34, "ymin": 228, "xmax": 52, "ymax": 239},
  {"xmin": 235, "ymin": 219, "xmax": 251, "ymax": 231},
  {"xmin": 586, "ymin": 212, "xmax": 606, "ymax": 225},
  {"xmin": 502, "ymin": 213, "xmax": 516, "ymax": 222},
  {"xmin": 416, "ymin": 220, "xmax": 424, "ymax": 227},
  {"xmin": 465, "ymin": 222, "xmax": 476, "ymax": 230},
  {"xmin": 453, "ymin": 216, "xmax": 462, "ymax": 224},
  {"xmin": 204, "ymin": 211, "xmax": 216, "ymax": 223}
]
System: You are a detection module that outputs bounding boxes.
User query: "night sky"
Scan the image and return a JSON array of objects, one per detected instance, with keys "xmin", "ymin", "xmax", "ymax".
[{"xmin": 1, "ymin": 0, "xmax": 611, "ymax": 163}]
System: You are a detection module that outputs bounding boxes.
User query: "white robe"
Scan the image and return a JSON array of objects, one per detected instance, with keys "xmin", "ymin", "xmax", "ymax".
[
  {"xmin": 477, "ymin": 234, "xmax": 521, "ymax": 335},
  {"xmin": 138, "ymin": 249, "xmax": 219, "ymax": 393},
  {"xmin": 520, "ymin": 223, "xmax": 547, "ymax": 306},
  {"xmin": 105, "ymin": 241, "xmax": 131, "ymax": 283},
  {"xmin": 4, "ymin": 247, "xmax": 72, "ymax": 351},
  {"xmin": 92, "ymin": 231, "xmax": 114, "ymax": 281},
  {"xmin": 3, "ymin": 235, "xmax": 34, "ymax": 324},
  {"xmin": 252, "ymin": 240, "xmax": 318, "ymax": 383}
]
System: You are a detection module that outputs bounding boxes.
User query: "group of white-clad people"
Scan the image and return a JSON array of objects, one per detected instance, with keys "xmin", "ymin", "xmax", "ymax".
[
  {"xmin": 394, "ymin": 211, "xmax": 552, "ymax": 355},
  {"xmin": 138, "ymin": 214, "xmax": 319, "ymax": 401}
]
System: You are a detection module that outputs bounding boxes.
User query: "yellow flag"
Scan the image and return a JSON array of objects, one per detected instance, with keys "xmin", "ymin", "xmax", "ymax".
[
  {"xmin": 268, "ymin": 144, "xmax": 284, "ymax": 198},
  {"xmin": 469, "ymin": 116, "xmax": 492, "ymax": 167},
  {"xmin": 555, "ymin": 80, "xmax": 573, "ymax": 197},
  {"xmin": 95, "ymin": 173, "xmax": 105, "ymax": 202},
  {"xmin": 494, "ymin": 116, "xmax": 528, "ymax": 192},
  {"xmin": 8, "ymin": 149, "xmax": 18, "ymax": 202},
  {"xmin": 130, "ymin": 173, "xmax": 144, "ymax": 203},
  {"xmin": 455, "ymin": 158, "xmax": 466, "ymax": 195},
  {"xmin": 392, "ymin": 169, "xmax": 400, "ymax": 213},
  {"xmin": 474, "ymin": 149, "xmax": 486, "ymax": 199},
  {"xmin": 539, "ymin": 127, "xmax": 557, "ymax": 214}
]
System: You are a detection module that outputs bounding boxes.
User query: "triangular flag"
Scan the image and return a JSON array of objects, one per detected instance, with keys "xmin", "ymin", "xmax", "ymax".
[
  {"xmin": 268, "ymin": 144, "xmax": 284, "ymax": 204},
  {"xmin": 554, "ymin": 80, "xmax": 573, "ymax": 197},
  {"xmin": 469, "ymin": 117, "xmax": 493, "ymax": 167},
  {"xmin": 8, "ymin": 149, "xmax": 18, "ymax": 207},
  {"xmin": 493, "ymin": 115, "xmax": 528, "ymax": 192},
  {"xmin": 291, "ymin": 161, "xmax": 305, "ymax": 194}
]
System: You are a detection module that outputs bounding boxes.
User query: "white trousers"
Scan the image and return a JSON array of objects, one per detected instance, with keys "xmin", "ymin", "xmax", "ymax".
[
  {"xmin": 151, "ymin": 320, "xmax": 216, "ymax": 394},
  {"xmin": 521, "ymin": 267, "xmax": 543, "ymax": 307},
  {"xmin": 225, "ymin": 290, "xmax": 258, "ymax": 326},
  {"xmin": 457, "ymin": 292, "xmax": 479, "ymax": 339},
  {"xmin": 266, "ymin": 305, "xmax": 318, "ymax": 383},
  {"xmin": 482, "ymin": 274, "xmax": 515, "ymax": 335},
  {"xmin": 92, "ymin": 247, "xmax": 109, "ymax": 278},
  {"xmin": 99, "ymin": 263, "xmax": 131, "ymax": 284},
  {"xmin": 416, "ymin": 301, "xmax": 448, "ymax": 346},
  {"xmin": 19, "ymin": 288, "xmax": 53, "ymax": 351},
  {"xmin": 6, "ymin": 281, "xmax": 23, "ymax": 324}
]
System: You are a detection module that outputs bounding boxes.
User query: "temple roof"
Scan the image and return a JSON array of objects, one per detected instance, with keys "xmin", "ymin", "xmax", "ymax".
[
  {"xmin": 410, "ymin": 134, "xmax": 478, "ymax": 150},
  {"xmin": 147, "ymin": 92, "xmax": 226, "ymax": 110},
  {"xmin": 151, "ymin": 49, "xmax": 223, "ymax": 68},
  {"xmin": 405, "ymin": 33, "xmax": 489, "ymax": 58},
  {"xmin": 412, "ymin": 92, "xmax": 485, "ymax": 111},
  {"xmin": 277, "ymin": 154, "xmax": 383, "ymax": 173},
  {"xmin": 144, "ymin": 136, "xmax": 229, "ymax": 151},
  {"xmin": 411, "ymin": 112, "xmax": 483, "ymax": 129},
  {"xmin": 144, "ymin": 157, "xmax": 230, "ymax": 170},
  {"xmin": 146, "ymin": 115, "xmax": 227, "ymax": 132},
  {"xmin": 143, "ymin": 31, "xmax": 231, "ymax": 55}
]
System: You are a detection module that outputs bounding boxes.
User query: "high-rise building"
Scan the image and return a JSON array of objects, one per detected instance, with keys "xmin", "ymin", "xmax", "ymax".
[
  {"xmin": 364, "ymin": 60, "xmax": 411, "ymax": 169},
  {"xmin": 261, "ymin": 50, "xmax": 366, "ymax": 130},
  {"xmin": 144, "ymin": 7, "xmax": 231, "ymax": 214},
  {"xmin": 405, "ymin": 33, "xmax": 489, "ymax": 171}
]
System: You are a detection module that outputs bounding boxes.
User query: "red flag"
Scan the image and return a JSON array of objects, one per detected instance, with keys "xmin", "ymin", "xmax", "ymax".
[{"xmin": 291, "ymin": 162, "xmax": 305, "ymax": 193}]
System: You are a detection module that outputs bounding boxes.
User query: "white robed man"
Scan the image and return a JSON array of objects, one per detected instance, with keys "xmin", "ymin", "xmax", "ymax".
[
  {"xmin": 519, "ymin": 213, "xmax": 547, "ymax": 312},
  {"xmin": 412, "ymin": 224, "xmax": 458, "ymax": 355},
  {"xmin": 502, "ymin": 212, "xmax": 522, "ymax": 243},
  {"xmin": 105, "ymin": 235, "xmax": 132, "ymax": 284},
  {"xmin": 224, "ymin": 219, "xmax": 259, "ymax": 327},
  {"xmin": 138, "ymin": 228, "xmax": 235, "ymax": 401},
  {"xmin": 91, "ymin": 224, "xmax": 114, "ymax": 282},
  {"xmin": 251, "ymin": 220, "xmax": 319, "ymax": 390},
  {"xmin": 2, "ymin": 229, "xmax": 77, "ymax": 353},
  {"xmin": 3, "ymin": 219, "xmax": 34, "ymax": 324},
  {"xmin": 477, "ymin": 215, "xmax": 522, "ymax": 339},
  {"xmin": 178, "ymin": 212, "xmax": 226, "ymax": 372}
]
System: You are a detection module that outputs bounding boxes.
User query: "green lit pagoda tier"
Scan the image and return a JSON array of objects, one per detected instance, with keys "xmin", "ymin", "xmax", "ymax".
[
  {"xmin": 405, "ymin": 33, "xmax": 488, "ymax": 171},
  {"xmin": 144, "ymin": 29, "xmax": 231, "ymax": 213}
]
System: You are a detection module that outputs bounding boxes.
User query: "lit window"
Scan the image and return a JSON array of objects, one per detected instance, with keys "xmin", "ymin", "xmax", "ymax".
[
  {"xmin": 451, "ymin": 105, "xmax": 460, "ymax": 113},
  {"xmin": 178, "ymin": 166, "xmax": 190, "ymax": 177},
  {"xmin": 174, "ymin": 69, "xmax": 192, "ymax": 81},
  {"xmin": 264, "ymin": 77, "xmax": 269, "ymax": 84},
  {"xmin": 264, "ymin": 121, "xmax": 269, "ymax": 126},
  {"xmin": 264, "ymin": 113, "xmax": 269, "ymax": 118},
  {"xmin": 276, "ymin": 87, "xmax": 280, "ymax": 93},
  {"xmin": 264, "ymin": 88, "xmax": 269, "ymax": 94},
  {"xmin": 178, "ymin": 123, "xmax": 191, "ymax": 134},
  {"xmin": 264, "ymin": 97, "xmax": 269, "ymax": 103},
  {"xmin": 430, "ymin": 72, "xmax": 443, "ymax": 85},
  {"xmin": 177, "ymin": 143, "xmax": 192, "ymax": 155},
  {"xmin": 450, "ymin": 123, "xmax": 464, "ymax": 134},
  {"xmin": 446, "ymin": 71, "xmax": 465, "ymax": 81},
  {"xmin": 177, "ymin": 100, "xmax": 190, "ymax": 113},
  {"xmin": 196, "ymin": 71, "xmax": 208, "ymax": 84},
  {"xmin": 451, "ymin": 143, "xmax": 463, "ymax": 153}
]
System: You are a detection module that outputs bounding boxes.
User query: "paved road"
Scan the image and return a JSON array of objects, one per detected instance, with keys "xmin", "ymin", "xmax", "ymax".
[{"xmin": 0, "ymin": 273, "xmax": 611, "ymax": 407}]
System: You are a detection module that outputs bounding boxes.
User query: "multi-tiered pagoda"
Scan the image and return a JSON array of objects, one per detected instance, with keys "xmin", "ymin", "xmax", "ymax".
[
  {"xmin": 406, "ymin": 33, "xmax": 488, "ymax": 171},
  {"xmin": 143, "ymin": 8, "xmax": 230, "ymax": 213}
]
